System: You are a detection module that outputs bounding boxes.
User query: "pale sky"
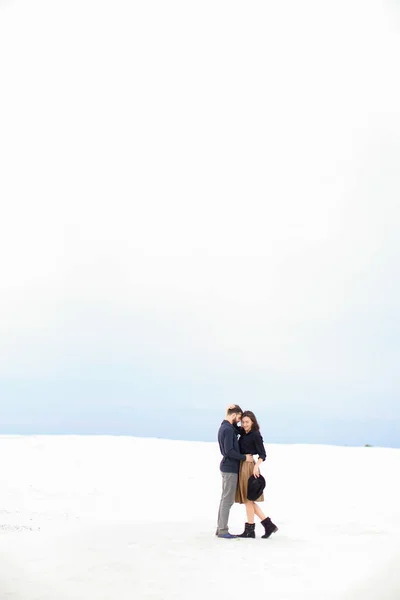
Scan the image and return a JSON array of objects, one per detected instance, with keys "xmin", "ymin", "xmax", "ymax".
[{"xmin": 0, "ymin": 0, "xmax": 399, "ymax": 446}]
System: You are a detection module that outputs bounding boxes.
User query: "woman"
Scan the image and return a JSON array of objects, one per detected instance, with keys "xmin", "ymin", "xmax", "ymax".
[{"xmin": 235, "ymin": 410, "xmax": 278, "ymax": 539}]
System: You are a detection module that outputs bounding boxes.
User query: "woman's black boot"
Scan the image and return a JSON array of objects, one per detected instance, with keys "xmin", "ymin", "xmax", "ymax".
[
  {"xmin": 261, "ymin": 517, "xmax": 278, "ymax": 539},
  {"xmin": 238, "ymin": 523, "xmax": 256, "ymax": 538}
]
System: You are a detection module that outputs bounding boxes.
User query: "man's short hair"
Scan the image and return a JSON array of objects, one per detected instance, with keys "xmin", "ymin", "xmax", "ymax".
[{"xmin": 227, "ymin": 405, "xmax": 243, "ymax": 416}]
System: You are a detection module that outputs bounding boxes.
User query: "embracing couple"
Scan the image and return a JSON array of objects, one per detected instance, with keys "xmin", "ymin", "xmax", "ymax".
[{"xmin": 216, "ymin": 404, "xmax": 278, "ymax": 539}]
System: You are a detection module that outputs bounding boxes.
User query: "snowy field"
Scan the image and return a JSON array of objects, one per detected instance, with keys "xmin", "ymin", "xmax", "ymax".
[{"xmin": 0, "ymin": 436, "xmax": 400, "ymax": 599}]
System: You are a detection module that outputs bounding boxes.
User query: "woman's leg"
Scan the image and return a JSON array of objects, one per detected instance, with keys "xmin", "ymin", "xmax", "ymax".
[
  {"xmin": 245, "ymin": 501, "xmax": 255, "ymax": 524},
  {"xmin": 254, "ymin": 503, "xmax": 266, "ymax": 521}
]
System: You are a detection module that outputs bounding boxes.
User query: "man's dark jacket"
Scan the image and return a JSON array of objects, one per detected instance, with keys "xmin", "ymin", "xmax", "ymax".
[{"xmin": 218, "ymin": 420, "xmax": 246, "ymax": 473}]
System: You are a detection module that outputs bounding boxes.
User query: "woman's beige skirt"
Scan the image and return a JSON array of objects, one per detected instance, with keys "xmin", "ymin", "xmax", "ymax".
[{"xmin": 235, "ymin": 460, "xmax": 264, "ymax": 504}]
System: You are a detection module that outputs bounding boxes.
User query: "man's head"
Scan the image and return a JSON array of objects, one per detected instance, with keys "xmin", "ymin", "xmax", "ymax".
[{"xmin": 226, "ymin": 404, "xmax": 243, "ymax": 425}]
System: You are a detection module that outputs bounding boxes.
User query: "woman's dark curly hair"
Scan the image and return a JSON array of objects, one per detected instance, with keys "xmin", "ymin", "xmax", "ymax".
[{"xmin": 242, "ymin": 411, "xmax": 260, "ymax": 432}]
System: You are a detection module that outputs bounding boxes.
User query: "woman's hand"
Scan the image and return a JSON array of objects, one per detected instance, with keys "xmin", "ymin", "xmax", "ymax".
[{"xmin": 253, "ymin": 464, "xmax": 260, "ymax": 478}]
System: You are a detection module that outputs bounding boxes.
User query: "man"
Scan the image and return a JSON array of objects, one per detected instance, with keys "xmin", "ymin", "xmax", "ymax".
[{"xmin": 216, "ymin": 404, "xmax": 253, "ymax": 538}]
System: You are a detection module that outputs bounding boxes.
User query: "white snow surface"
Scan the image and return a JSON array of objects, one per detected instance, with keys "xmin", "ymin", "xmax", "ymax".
[{"xmin": 0, "ymin": 436, "xmax": 400, "ymax": 599}]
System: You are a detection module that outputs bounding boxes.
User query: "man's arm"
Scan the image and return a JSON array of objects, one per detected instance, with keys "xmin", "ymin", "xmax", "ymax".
[{"xmin": 222, "ymin": 428, "xmax": 247, "ymax": 462}]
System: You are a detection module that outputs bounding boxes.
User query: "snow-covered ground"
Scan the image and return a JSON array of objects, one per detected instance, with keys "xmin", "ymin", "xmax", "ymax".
[{"xmin": 0, "ymin": 435, "xmax": 399, "ymax": 599}]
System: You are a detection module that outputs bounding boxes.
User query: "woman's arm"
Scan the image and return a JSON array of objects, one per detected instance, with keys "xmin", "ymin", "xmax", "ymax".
[
  {"xmin": 253, "ymin": 433, "xmax": 267, "ymax": 478},
  {"xmin": 254, "ymin": 432, "xmax": 267, "ymax": 461},
  {"xmin": 253, "ymin": 456, "xmax": 264, "ymax": 478}
]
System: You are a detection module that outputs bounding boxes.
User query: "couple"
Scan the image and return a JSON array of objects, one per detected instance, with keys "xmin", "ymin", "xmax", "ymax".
[{"xmin": 216, "ymin": 404, "xmax": 278, "ymax": 539}]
